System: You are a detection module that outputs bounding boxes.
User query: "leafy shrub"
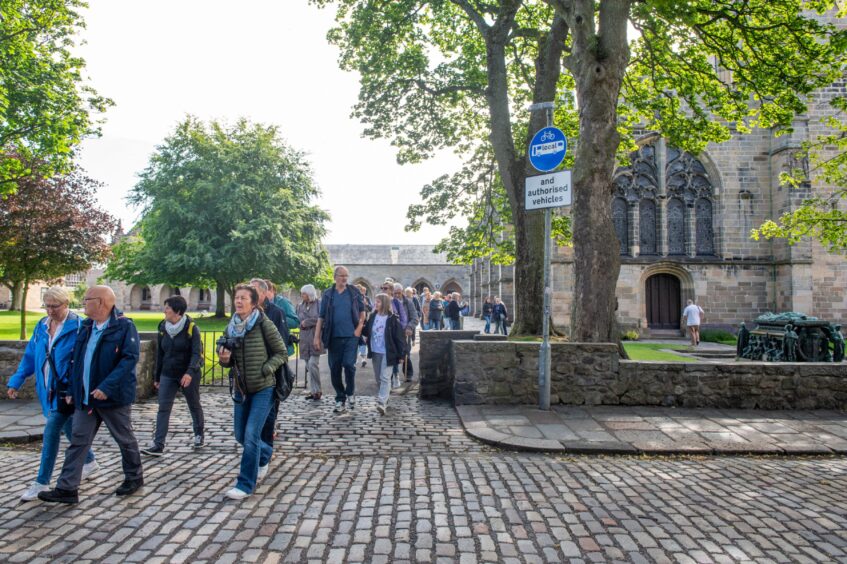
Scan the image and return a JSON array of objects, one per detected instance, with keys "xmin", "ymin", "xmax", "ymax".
[
  {"xmin": 621, "ymin": 330, "xmax": 640, "ymax": 341},
  {"xmin": 700, "ymin": 329, "xmax": 736, "ymax": 345}
]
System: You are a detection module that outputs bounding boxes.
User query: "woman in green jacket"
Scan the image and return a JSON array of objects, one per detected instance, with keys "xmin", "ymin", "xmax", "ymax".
[{"xmin": 218, "ymin": 284, "xmax": 287, "ymax": 500}]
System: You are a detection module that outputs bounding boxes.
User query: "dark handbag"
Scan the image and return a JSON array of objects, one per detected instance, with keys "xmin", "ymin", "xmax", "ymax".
[
  {"xmin": 47, "ymin": 352, "xmax": 75, "ymax": 415},
  {"xmin": 259, "ymin": 320, "xmax": 296, "ymax": 402},
  {"xmin": 275, "ymin": 362, "xmax": 295, "ymax": 402}
]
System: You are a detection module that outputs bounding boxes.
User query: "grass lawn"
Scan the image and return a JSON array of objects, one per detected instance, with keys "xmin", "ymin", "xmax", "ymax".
[
  {"xmin": 0, "ymin": 310, "xmax": 231, "ymax": 340},
  {"xmin": 623, "ymin": 342, "xmax": 697, "ymax": 362}
]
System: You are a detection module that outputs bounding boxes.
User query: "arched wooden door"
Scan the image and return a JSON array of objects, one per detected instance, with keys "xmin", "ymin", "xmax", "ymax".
[{"xmin": 645, "ymin": 274, "xmax": 681, "ymax": 329}]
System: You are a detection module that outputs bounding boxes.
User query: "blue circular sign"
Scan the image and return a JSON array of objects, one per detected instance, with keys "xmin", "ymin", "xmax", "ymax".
[{"xmin": 528, "ymin": 127, "xmax": 567, "ymax": 172}]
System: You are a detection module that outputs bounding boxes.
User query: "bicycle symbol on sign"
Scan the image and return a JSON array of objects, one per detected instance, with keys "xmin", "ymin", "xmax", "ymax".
[{"xmin": 540, "ymin": 130, "xmax": 556, "ymax": 142}]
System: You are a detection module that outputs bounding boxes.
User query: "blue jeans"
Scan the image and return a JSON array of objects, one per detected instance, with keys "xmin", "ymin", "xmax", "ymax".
[
  {"xmin": 483, "ymin": 316, "xmax": 491, "ymax": 333},
  {"xmin": 233, "ymin": 386, "xmax": 274, "ymax": 494},
  {"xmin": 38, "ymin": 409, "xmax": 95, "ymax": 485},
  {"xmin": 328, "ymin": 336, "xmax": 358, "ymax": 403}
]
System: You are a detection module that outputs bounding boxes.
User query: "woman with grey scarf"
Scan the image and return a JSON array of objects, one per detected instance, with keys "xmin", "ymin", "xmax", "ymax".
[{"xmin": 142, "ymin": 295, "xmax": 204, "ymax": 456}]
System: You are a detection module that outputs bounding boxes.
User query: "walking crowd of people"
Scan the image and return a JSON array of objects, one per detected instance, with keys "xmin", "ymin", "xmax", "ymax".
[{"xmin": 5, "ymin": 267, "xmax": 510, "ymax": 504}]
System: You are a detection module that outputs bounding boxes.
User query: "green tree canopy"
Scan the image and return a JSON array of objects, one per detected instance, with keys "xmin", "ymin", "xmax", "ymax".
[
  {"xmin": 314, "ymin": 0, "xmax": 846, "ymax": 339},
  {"xmin": 106, "ymin": 117, "xmax": 331, "ymax": 317},
  {"xmin": 0, "ymin": 166, "xmax": 117, "ymax": 338},
  {"xmin": 752, "ymin": 95, "xmax": 847, "ymax": 252},
  {"xmin": 0, "ymin": 0, "xmax": 112, "ymax": 192}
]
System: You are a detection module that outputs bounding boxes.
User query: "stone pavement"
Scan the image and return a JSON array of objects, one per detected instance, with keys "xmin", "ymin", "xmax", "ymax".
[
  {"xmin": 457, "ymin": 405, "xmax": 847, "ymax": 455},
  {"xmin": 0, "ymin": 400, "xmax": 45, "ymax": 443},
  {"xmin": 0, "ymin": 390, "xmax": 845, "ymax": 562}
]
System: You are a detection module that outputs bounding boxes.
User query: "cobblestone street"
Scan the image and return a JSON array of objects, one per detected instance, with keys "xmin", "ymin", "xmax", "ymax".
[{"xmin": 0, "ymin": 390, "xmax": 846, "ymax": 563}]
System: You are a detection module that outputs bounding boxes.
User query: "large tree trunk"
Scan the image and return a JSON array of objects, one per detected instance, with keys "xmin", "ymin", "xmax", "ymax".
[
  {"xmin": 481, "ymin": 5, "xmax": 549, "ymax": 335},
  {"xmin": 19, "ymin": 280, "xmax": 29, "ymax": 340},
  {"xmin": 511, "ymin": 16, "xmax": 570, "ymax": 336},
  {"xmin": 566, "ymin": 0, "xmax": 631, "ymax": 342},
  {"xmin": 214, "ymin": 280, "xmax": 227, "ymax": 317},
  {"xmin": 6, "ymin": 280, "xmax": 22, "ymax": 311}
]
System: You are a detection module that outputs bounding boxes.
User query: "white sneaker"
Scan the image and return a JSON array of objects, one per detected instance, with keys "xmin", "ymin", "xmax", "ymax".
[
  {"xmin": 20, "ymin": 482, "xmax": 49, "ymax": 502},
  {"xmin": 333, "ymin": 401, "xmax": 345, "ymax": 413},
  {"xmin": 377, "ymin": 403, "xmax": 386, "ymax": 416},
  {"xmin": 81, "ymin": 460, "xmax": 100, "ymax": 481},
  {"xmin": 257, "ymin": 464, "xmax": 269, "ymax": 482},
  {"xmin": 347, "ymin": 396, "xmax": 355, "ymax": 410},
  {"xmin": 225, "ymin": 487, "xmax": 249, "ymax": 500},
  {"xmin": 391, "ymin": 375, "xmax": 400, "ymax": 389}
]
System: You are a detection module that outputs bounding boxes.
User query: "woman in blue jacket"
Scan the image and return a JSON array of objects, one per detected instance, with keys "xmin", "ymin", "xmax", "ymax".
[{"xmin": 6, "ymin": 287, "xmax": 97, "ymax": 501}]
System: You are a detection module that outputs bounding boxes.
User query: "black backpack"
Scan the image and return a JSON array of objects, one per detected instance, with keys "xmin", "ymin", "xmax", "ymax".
[{"xmin": 260, "ymin": 320, "xmax": 295, "ymax": 402}]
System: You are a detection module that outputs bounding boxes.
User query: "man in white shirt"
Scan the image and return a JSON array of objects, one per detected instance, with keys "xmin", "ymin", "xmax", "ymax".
[{"xmin": 682, "ymin": 299, "xmax": 705, "ymax": 346}]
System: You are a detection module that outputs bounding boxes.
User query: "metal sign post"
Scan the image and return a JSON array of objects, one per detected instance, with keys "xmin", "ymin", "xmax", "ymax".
[{"xmin": 527, "ymin": 101, "xmax": 565, "ymax": 411}]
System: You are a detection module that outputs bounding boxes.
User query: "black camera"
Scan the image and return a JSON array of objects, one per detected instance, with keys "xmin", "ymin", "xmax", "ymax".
[{"xmin": 216, "ymin": 335, "xmax": 243, "ymax": 352}]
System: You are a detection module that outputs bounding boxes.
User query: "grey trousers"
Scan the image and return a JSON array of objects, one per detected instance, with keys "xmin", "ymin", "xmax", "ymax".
[
  {"xmin": 57, "ymin": 405, "xmax": 143, "ymax": 490},
  {"xmin": 305, "ymin": 355, "xmax": 321, "ymax": 394},
  {"xmin": 153, "ymin": 375, "xmax": 205, "ymax": 448}
]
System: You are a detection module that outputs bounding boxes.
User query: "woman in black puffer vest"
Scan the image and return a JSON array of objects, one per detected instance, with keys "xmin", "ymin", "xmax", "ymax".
[{"xmin": 142, "ymin": 295, "xmax": 205, "ymax": 457}]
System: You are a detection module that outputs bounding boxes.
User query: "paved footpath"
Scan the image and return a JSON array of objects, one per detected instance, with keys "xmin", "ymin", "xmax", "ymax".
[
  {"xmin": 458, "ymin": 405, "xmax": 847, "ymax": 455},
  {"xmin": 0, "ymin": 389, "xmax": 846, "ymax": 563}
]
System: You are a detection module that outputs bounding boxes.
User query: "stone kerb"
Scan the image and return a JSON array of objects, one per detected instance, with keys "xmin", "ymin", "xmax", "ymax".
[
  {"xmin": 0, "ymin": 339, "xmax": 157, "ymax": 403},
  {"xmin": 419, "ymin": 330, "xmax": 479, "ymax": 399},
  {"xmin": 452, "ymin": 341, "xmax": 847, "ymax": 409}
]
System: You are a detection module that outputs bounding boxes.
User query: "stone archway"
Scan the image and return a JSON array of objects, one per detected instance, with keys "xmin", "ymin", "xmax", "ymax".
[
  {"xmin": 639, "ymin": 263, "xmax": 695, "ymax": 331},
  {"xmin": 440, "ymin": 279, "xmax": 463, "ymax": 296},
  {"xmin": 412, "ymin": 278, "xmax": 433, "ymax": 295},
  {"xmin": 129, "ymin": 284, "xmax": 152, "ymax": 311},
  {"xmin": 352, "ymin": 278, "xmax": 374, "ymax": 299}
]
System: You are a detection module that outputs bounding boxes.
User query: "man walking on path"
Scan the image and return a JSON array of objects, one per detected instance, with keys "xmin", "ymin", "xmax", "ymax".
[
  {"xmin": 314, "ymin": 266, "xmax": 366, "ymax": 414},
  {"xmin": 682, "ymin": 299, "xmax": 706, "ymax": 346},
  {"xmin": 39, "ymin": 286, "xmax": 143, "ymax": 504}
]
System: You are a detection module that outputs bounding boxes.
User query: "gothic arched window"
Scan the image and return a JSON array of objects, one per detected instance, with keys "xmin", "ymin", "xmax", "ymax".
[
  {"xmin": 667, "ymin": 198, "xmax": 686, "ymax": 255},
  {"xmin": 696, "ymin": 198, "xmax": 715, "ymax": 255},
  {"xmin": 612, "ymin": 197, "xmax": 628, "ymax": 255},
  {"xmin": 613, "ymin": 139, "xmax": 716, "ymax": 257},
  {"xmin": 639, "ymin": 199, "xmax": 657, "ymax": 255}
]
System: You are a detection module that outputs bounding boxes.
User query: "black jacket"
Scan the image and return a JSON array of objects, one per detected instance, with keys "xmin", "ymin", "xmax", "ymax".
[
  {"xmin": 446, "ymin": 300, "xmax": 461, "ymax": 321},
  {"xmin": 69, "ymin": 308, "xmax": 139, "ymax": 409},
  {"xmin": 482, "ymin": 302, "xmax": 494, "ymax": 316},
  {"xmin": 156, "ymin": 316, "xmax": 202, "ymax": 382},
  {"xmin": 263, "ymin": 299, "xmax": 290, "ymax": 345},
  {"xmin": 364, "ymin": 313, "xmax": 406, "ymax": 367}
]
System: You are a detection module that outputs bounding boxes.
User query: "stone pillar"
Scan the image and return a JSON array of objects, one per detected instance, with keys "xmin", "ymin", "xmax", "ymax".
[
  {"xmin": 657, "ymin": 197, "xmax": 668, "ymax": 256},
  {"xmin": 628, "ymin": 202, "xmax": 640, "ymax": 257}
]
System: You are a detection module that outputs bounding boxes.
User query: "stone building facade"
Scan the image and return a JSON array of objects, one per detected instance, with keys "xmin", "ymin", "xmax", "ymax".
[
  {"xmin": 88, "ymin": 268, "xmax": 218, "ymax": 313},
  {"xmin": 86, "ymin": 245, "xmax": 469, "ymax": 312},
  {"xmin": 470, "ymin": 51, "xmax": 847, "ymax": 334},
  {"xmin": 326, "ymin": 245, "xmax": 470, "ymax": 300}
]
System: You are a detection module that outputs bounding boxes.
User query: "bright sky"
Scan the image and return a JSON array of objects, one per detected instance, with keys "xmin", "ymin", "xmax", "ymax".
[{"xmin": 75, "ymin": 0, "xmax": 461, "ymax": 244}]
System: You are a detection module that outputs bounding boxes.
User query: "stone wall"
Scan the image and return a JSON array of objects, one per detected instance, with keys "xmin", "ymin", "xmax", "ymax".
[
  {"xmin": 452, "ymin": 341, "xmax": 620, "ymax": 405},
  {"xmin": 418, "ymin": 330, "xmax": 479, "ymax": 399},
  {"xmin": 0, "ymin": 342, "xmax": 33, "ymax": 398},
  {"xmin": 0, "ymin": 339, "xmax": 157, "ymax": 403},
  {"xmin": 451, "ymin": 341, "xmax": 847, "ymax": 409}
]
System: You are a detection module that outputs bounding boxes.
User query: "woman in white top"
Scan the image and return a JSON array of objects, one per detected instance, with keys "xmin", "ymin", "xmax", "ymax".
[{"xmin": 363, "ymin": 293, "xmax": 406, "ymax": 415}]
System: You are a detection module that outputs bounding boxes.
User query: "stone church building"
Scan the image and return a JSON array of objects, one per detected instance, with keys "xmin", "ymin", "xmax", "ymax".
[{"xmin": 470, "ymin": 83, "xmax": 847, "ymax": 335}]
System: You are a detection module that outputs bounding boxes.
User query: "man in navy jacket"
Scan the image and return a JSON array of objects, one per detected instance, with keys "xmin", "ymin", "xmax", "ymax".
[{"xmin": 39, "ymin": 286, "xmax": 144, "ymax": 504}]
